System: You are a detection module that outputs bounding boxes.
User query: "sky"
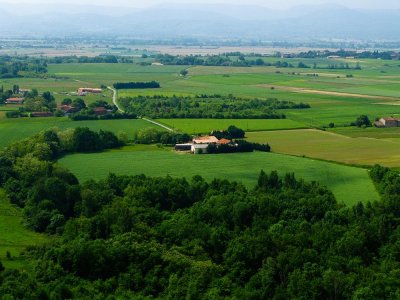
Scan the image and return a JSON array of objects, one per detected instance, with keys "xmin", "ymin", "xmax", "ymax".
[{"xmin": 1, "ymin": 0, "xmax": 400, "ymax": 10}]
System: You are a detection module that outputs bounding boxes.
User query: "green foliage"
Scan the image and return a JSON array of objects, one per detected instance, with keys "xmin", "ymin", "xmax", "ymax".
[
  {"xmin": 119, "ymin": 94, "xmax": 309, "ymax": 119},
  {"xmin": 1, "ymin": 169, "xmax": 400, "ymax": 298},
  {"xmin": 353, "ymin": 115, "xmax": 372, "ymax": 127},
  {"xmin": 0, "ymin": 56, "xmax": 47, "ymax": 78}
]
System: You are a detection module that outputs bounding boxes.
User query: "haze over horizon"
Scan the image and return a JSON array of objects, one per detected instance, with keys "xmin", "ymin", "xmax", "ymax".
[
  {"xmin": 1, "ymin": 0, "xmax": 400, "ymax": 41},
  {"xmin": 1, "ymin": 0, "xmax": 400, "ymax": 10}
]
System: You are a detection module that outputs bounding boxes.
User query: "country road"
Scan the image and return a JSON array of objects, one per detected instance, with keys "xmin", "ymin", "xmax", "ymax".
[
  {"xmin": 107, "ymin": 86, "xmax": 124, "ymax": 112},
  {"xmin": 107, "ymin": 86, "xmax": 174, "ymax": 132}
]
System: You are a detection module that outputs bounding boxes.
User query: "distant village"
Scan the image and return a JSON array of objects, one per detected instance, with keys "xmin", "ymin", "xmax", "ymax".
[{"xmin": 4, "ymin": 87, "xmax": 114, "ymax": 118}]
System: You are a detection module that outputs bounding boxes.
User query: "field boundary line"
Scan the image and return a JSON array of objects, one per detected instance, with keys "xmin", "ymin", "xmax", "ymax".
[{"xmin": 142, "ymin": 118, "xmax": 174, "ymax": 132}]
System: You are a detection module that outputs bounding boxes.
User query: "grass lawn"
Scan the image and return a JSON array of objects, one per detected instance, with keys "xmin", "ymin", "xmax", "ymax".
[
  {"xmin": 0, "ymin": 189, "xmax": 48, "ymax": 269},
  {"xmin": 157, "ymin": 118, "xmax": 307, "ymax": 134},
  {"xmin": 0, "ymin": 118, "xmax": 162, "ymax": 149},
  {"xmin": 247, "ymin": 129, "xmax": 400, "ymax": 167},
  {"xmin": 58, "ymin": 146, "xmax": 380, "ymax": 206}
]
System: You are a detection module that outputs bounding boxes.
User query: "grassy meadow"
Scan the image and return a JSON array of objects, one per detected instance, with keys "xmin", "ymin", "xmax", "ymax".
[
  {"xmin": 0, "ymin": 118, "xmax": 161, "ymax": 149},
  {"xmin": 247, "ymin": 129, "xmax": 400, "ymax": 167},
  {"xmin": 58, "ymin": 146, "xmax": 380, "ymax": 206},
  {"xmin": 0, "ymin": 190, "xmax": 48, "ymax": 269}
]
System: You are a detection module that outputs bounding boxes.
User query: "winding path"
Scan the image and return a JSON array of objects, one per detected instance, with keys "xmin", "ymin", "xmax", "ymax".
[
  {"xmin": 107, "ymin": 86, "xmax": 174, "ymax": 132},
  {"xmin": 107, "ymin": 86, "xmax": 124, "ymax": 112}
]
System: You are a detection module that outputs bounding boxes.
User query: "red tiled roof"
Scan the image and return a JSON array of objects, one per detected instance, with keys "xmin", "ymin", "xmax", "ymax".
[
  {"xmin": 193, "ymin": 136, "xmax": 219, "ymax": 144},
  {"xmin": 217, "ymin": 138, "xmax": 231, "ymax": 145},
  {"xmin": 6, "ymin": 98, "xmax": 24, "ymax": 101}
]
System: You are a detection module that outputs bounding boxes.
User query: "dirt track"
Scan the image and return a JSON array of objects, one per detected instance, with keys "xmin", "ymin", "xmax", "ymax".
[{"xmin": 257, "ymin": 84, "xmax": 400, "ymax": 101}]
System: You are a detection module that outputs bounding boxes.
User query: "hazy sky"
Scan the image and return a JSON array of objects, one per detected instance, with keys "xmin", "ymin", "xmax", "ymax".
[{"xmin": 1, "ymin": 0, "xmax": 400, "ymax": 10}]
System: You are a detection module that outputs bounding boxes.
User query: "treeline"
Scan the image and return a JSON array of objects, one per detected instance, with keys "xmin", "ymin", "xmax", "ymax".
[
  {"xmin": 294, "ymin": 50, "xmax": 397, "ymax": 60},
  {"xmin": 135, "ymin": 127, "xmax": 191, "ymax": 145},
  {"xmin": 70, "ymin": 111, "xmax": 137, "ymax": 121},
  {"xmin": 113, "ymin": 81, "xmax": 160, "ymax": 90},
  {"xmin": 0, "ymin": 128, "xmax": 123, "ymax": 232},
  {"xmin": 207, "ymin": 139, "xmax": 271, "ymax": 154},
  {"xmin": 119, "ymin": 95, "xmax": 309, "ymax": 119},
  {"xmin": 0, "ymin": 56, "xmax": 47, "ymax": 78},
  {"xmin": 3, "ymin": 162, "xmax": 400, "ymax": 298},
  {"xmin": 46, "ymin": 55, "xmax": 133, "ymax": 64}
]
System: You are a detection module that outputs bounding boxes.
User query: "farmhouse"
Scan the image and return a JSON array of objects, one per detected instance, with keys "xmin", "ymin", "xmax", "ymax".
[
  {"xmin": 5, "ymin": 97, "xmax": 24, "ymax": 104},
  {"xmin": 93, "ymin": 107, "xmax": 108, "ymax": 116},
  {"xmin": 60, "ymin": 105, "xmax": 79, "ymax": 115},
  {"xmin": 175, "ymin": 136, "xmax": 235, "ymax": 154},
  {"xmin": 375, "ymin": 117, "xmax": 400, "ymax": 128},
  {"xmin": 78, "ymin": 88, "xmax": 102, "ymax": 94}
]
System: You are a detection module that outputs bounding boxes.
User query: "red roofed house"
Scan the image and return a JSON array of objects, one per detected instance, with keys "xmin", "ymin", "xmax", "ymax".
[
  {"xmin": 60, "ymin": 105, "xmax": 79, "ymax": 115},
  {"xmin": 78, "ymin": 88, "xmax": 102, "ymax": 94},
  {"xmin": 5, "ymin": 97, "xmax": 24, "ymax": 104},
  {"xmin": 93, "ymin": 107, "xmax": 108, "ymax": 116}
]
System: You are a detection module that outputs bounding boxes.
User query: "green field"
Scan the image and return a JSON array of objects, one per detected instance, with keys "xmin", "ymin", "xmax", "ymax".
[
  {"xmin": 158, "ymin": 118, "xmax": 306, "ymax": 134},
  {"xmin": 247, "ymin": 129, "xmax": 400, "ymax": 167},
  {"xmin": 59, "ymin": 146, "xmax": 380, "ymax": 206},
  {"xmin": 0, "ymin": 190, "xmax": 48, "ymax": 269},
  {"xmin": 0, "ymin": 118, "xmax": 161, "ymax": 149}
]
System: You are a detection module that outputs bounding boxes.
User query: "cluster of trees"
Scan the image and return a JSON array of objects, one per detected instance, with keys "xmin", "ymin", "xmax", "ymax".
[
  {"xmin": 0, "ymin": 128, "xmax": 123, "ymax": 233},
  {"xmin": 119, "ymin": 95, "xmax": 309, "ymax": 119},
  {"xmin": 135, "ymin": 127, "xmax": 191, "ymax": 145},
  {"xmin": 351, "ymin": 115, "xmax": 372, "ymax": 127},
  {"xmin": 46, "ymin": 55, "xmax": 133, "ymax": 64},
  {"xmin": 295, "ymin": 50, "xmax": 396, "ymax": 60},
  {"xmin": 0, "ymin": 56, "xmax": 47, "ymax": 78},
  {"xmin": 70, "ymin": 111, "xmax": 137, "ymax": 121},
  {"xmin": 327, "ymin": 62, "xmax": 361, "ymax": 70},
  {"xmin": 211, "ymin": 125, "xmax": 245, "ymax": 139},
  {"xmin": 207, "ymin": 139, "xmax": 271, "ymax": 154},
  {"xmin": 2, "ymin": 158, "xmax": 400, "ymax": 298},
  {"xmin": 0, "ymin": 85, "xmax": 13, "ymax": 104},
  {"xmin": 113, "ymin": 81, "xmax": 160, "ymax": 90},
  {"xmin": 7, "ymin": 90, "xmax": 57, "ymax": 118}
]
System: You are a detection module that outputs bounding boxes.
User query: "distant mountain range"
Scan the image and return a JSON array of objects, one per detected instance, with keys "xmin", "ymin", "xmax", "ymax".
[{"xmin": 0, "ymin": 3, "xmax": 399, "ymax": 41}]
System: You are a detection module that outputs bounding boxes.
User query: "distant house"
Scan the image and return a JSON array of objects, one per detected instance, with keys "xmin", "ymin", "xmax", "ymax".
[
  {"xmin": 191, "ymin": 143, "xmax": 210, "ymax": 154},
  {"xmin": 19, "ymin": 89, "xmax": 31, "ymax": 94},
  {"xmin": 31, "ymin": 112, "xmax": 53, "ymax": 117},
  {"xmin": 78, "ymin": 88, "xmax": 102, "ymax": 94},
  {"xmin": 60, "ymin": 105, "xmax": 79, "ymax": 115},
  {"xmin": 192, "ymin": 136, "xmax": 219, "ymax": 144},
  {"xmin": 5, "ymin": 97, "xmax": 24, "ymax": 104},
  {"xmin": 376, "ymin": 117, "xmax": 400, "ymax": 128},
  {"xmin": 93, "ymin": 107, "xmax": 108, "ymax": 116}
]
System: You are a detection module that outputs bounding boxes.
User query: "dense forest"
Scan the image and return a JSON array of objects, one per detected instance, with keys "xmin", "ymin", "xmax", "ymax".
[
  {"xmin": 0, "ymin": 56, "xmax": 47, "ymax": 78},
  {"xmin": 1, "ymin": 127, "xmax": 400, "ymax": 298},
  {"xmin": 119, "ymin": 95, "xmax": 309, "ymax": 119}
]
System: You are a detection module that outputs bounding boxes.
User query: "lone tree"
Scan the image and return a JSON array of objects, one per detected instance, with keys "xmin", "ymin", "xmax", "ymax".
[
  {"xmin": 354, "ymin": 115, "xmax": 371, "ymax": 127},
  {"xmin": 180, "ymin": 69, "xmax": 188, "ymax": 76}
]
